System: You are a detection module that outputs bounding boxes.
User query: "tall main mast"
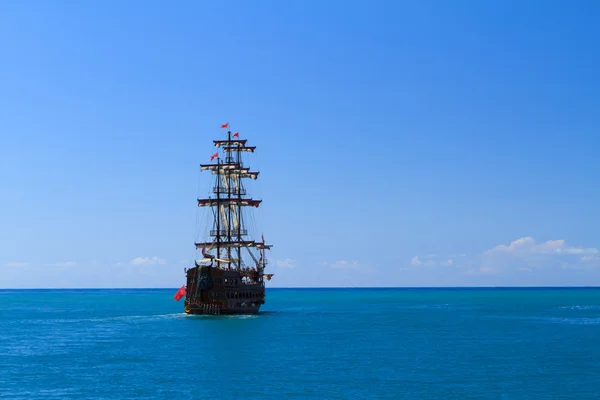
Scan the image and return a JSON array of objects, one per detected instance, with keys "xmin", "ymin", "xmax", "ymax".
[
  {"xmin": 226, "ymin": 129, "xmax": 232, "ymax": 269},
  {"xmin": 235, "ymin": 130, "xmax": 243, "ymax": 271}
]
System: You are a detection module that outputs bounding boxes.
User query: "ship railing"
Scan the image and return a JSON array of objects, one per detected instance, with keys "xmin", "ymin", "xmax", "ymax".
[
  {"xmin": 212, "ymin": 187, "xmax": 246, "ymax": 195},
  {"xmin": 210, "ymin": 229, "xmax": 248, "ymax": 236},
  {"xmin": 224, "ymin": 156, "xmax": 243, "ymax": 165},
  {"xmin": 225, "ymin": 156, "xmax": 234, "ymax": 163}
]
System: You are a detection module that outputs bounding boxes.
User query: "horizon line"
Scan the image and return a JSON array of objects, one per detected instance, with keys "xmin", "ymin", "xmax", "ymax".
[{"xmin": 2, "ymin": 285, "xmax": 600, "ymax": 290}]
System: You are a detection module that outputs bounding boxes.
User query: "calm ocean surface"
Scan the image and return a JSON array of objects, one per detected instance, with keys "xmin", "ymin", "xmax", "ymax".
[{"xmin": 1, "ymin": 288, "xmax": 600, "ymax": 399}]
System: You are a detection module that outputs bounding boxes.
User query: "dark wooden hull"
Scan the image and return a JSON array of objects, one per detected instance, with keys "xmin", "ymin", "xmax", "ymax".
[
  {"xmin": 183, "ymin": 303, "xmax": 261, "ymax": 315},
  {"xmin": 183, "ymin": 265, "xmax": 265, "ymax": 315}
]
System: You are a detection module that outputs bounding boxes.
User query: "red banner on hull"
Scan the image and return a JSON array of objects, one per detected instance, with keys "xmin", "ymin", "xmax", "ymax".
[{"xmin": 174, "ymin": 285, "xmax": 186, "ymax": 301}]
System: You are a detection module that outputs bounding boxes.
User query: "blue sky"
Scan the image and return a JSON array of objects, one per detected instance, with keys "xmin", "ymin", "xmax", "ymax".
[{"xmin": 1, "ymin": 0, "xmax": 600, "ymax": 288}]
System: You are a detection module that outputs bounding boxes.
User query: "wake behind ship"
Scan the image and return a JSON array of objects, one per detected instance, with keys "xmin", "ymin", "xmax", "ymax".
[{"xmin": 173, "ymin": 123, "xmax": 273, "ymax": 315}]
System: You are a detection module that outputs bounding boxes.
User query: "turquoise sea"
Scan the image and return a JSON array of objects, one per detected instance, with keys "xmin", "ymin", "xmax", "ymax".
[{"xmin": 1, "ymin": 288, "xmax": 600, "ymax": 399}]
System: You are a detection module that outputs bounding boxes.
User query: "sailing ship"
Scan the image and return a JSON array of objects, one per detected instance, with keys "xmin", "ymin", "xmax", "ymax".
[{"xmin": 174, "ymin": 123, "xmax": 273, "ymax": 315}]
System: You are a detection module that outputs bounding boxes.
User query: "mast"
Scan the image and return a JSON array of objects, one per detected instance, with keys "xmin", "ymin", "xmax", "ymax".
[
  {"xmin": 226, "ymin": 129, "xmax": 232, "ymax": 270},
  {"xmin": 216, "ymin": 158, "xmax": 221, "ymax": 261},
  {"xmin": 236, "ymin": 133, "xmax": 242, "ymax": 271}
]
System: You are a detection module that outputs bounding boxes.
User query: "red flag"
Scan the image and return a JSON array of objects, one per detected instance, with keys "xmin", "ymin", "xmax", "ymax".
[
  {"xmin": 174, "ymin": 285, "xmax": 186, "ymax": 301},
  {"xmin": 221, "ymin": 123, "xmax": 229, "ymax": 129},
  {"xmin": 210, "ymin": 152, "xmax": 218, "ymax": 161},
  {"xmin": 233, "ymin": 132, "xmax": 239, "ymax": 138}
]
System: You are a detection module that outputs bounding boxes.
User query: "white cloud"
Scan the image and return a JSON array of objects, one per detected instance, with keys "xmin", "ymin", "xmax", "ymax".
[
  {"xmin": 409, "ymin": 237, "xmax": 599, "ymax": 278},
  {"xmin": 46, "ymin": 261, "xmax": 77, "ymax": 267},
  {"xmin": 320, "ymin": 260, "xmax": 370, "ymax": 270},
  {"xmin": 481, "ymin": 237, "xmax": 600, "ymax": 273},
  {"xmin": 3, "ymin": 261, "xmax": 77, "ymax": 268},
  {"xmin": 479, "ymin": 266, "xmax": 495, "ymax": 274},
  {"xmin": 409, "ymin": 256, "xmax": 450, "ymax": 267},
  {"xmin": 130, "ymin": 256, "xmax": 166, "ymax": 265},
  {"xmin": 467, "ymin": 266, "xmax": 497, "ymax": 275},
  {"xmin": 485, "ymin": 237, "xmax": 598, "ymax": 257},
  {"xmin": 274, "ymin": 258, "xmax": 296, "ymax": 269},
  {"xmin": 3, "ymin": 261, "xmax": 29, "ymax": 267}
]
